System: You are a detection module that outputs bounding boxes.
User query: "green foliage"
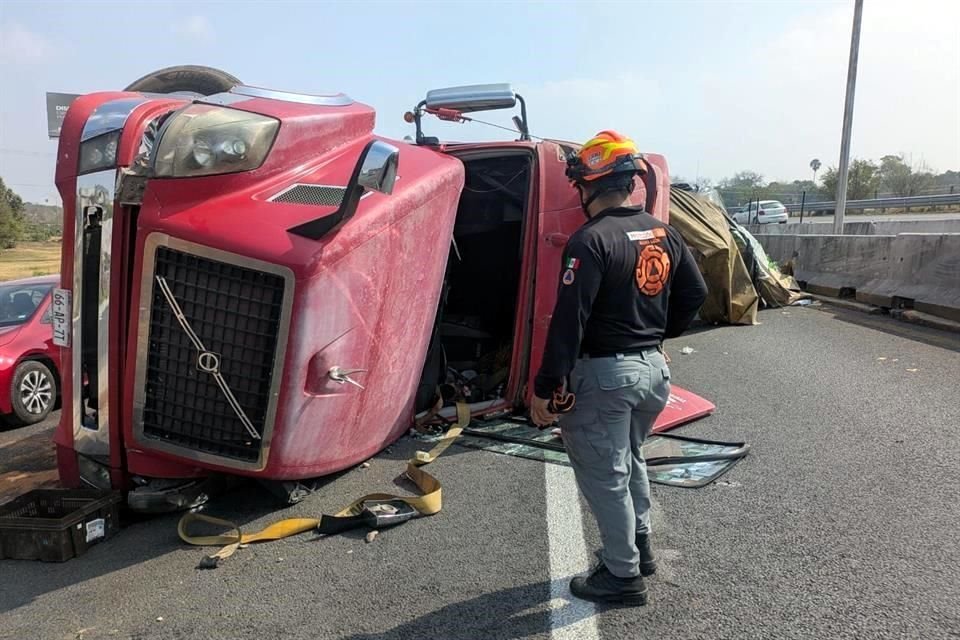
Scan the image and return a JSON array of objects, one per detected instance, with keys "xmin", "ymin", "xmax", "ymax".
[
  {"xmin": 0, "ymin": 177, "xmax": 25, "ymax": 250},
  {"xmin": 716, "ymin": 156, "xmax": 956, "ymax": 207},
  {"xmin": 878, "ymin": 154, "xmax": 935, "ymax": 197},
  {"xmin": 817, "ymin": 159, "xmax": 880, "ymax": 200}
]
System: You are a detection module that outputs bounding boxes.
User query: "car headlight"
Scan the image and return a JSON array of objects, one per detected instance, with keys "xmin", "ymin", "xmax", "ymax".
[
  {"xmin": 152, "ymin": 105, "xmax": 279, "ymax": 178},
  {"xmin": 78, "ymin": 130, "xmax": 120, "ymax": 175}
]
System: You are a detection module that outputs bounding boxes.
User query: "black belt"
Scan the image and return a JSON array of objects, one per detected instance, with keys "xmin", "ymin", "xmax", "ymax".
[{"xmin": 580, "ymin": 345, "xmax": 662, "ymax": 359}]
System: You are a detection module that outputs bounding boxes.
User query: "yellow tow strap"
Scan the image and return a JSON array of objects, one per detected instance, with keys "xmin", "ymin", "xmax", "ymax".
[{"xmin": 178, "ymin": 402, "xmax": 471, "ymax": 567}]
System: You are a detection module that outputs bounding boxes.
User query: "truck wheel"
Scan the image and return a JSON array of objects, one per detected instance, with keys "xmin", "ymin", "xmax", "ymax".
[
  {"xmin": 124, "ymin": 65, "xmax": 242, "ymax": 96},
  {"xmin": 8, "ymin": 360, "xmax": 57, "ymax": 426}
]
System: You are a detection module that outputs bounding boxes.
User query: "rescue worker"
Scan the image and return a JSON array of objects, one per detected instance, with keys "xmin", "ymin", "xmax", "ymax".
[{"xmin": 531, "ymin": 131, "xmax": 707, "ymax": 606}]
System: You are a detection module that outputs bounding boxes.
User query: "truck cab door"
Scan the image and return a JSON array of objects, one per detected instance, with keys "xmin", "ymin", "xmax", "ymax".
[{"xmin": 526, "ymin": 142, "xmax": 584, "ymax": 399}]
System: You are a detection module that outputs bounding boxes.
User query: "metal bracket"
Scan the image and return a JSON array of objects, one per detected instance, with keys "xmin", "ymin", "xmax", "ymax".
[{"xmin": 328, "ymin": 367, "xmax": 367, "ymax": 390}]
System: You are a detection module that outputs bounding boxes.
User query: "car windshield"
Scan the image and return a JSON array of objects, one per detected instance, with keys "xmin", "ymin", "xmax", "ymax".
[{"xmin": 0, "ymin": 283, "xmax": 52, "ymax": 328}]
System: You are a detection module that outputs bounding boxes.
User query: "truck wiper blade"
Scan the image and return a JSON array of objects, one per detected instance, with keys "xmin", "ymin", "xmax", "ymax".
[{"xmin": 155, "ymin": 275, "xmax": 261, "ymax": 441}]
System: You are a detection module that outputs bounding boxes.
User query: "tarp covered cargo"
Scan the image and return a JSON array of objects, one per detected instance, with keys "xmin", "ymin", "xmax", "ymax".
[
  {"xmin": 668, "ymin": 187, "xmax": 759, "ymax": 325},
  {"xmin": 668, "ymin": 187, "xmax": 807, "ymax": 324},
  {"xmin": 728, "ymin": 222, "xmax": 808, "ymax": 308}
]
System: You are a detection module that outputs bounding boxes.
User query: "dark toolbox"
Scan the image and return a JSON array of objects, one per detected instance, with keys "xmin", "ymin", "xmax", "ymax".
[{"xmin": 0, "ymin": 489, "xmax": 121, "ymax": 562}]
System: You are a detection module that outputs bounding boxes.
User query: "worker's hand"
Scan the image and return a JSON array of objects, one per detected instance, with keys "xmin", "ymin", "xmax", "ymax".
[{"xmin": 530, "ymin": 395, "xmax": 559, "ymax": 428}]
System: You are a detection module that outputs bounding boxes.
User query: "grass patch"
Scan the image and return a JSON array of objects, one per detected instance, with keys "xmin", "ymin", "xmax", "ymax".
[{"xmin": 0, "ymin": 242, "xmax": 62, "ymax": 281}]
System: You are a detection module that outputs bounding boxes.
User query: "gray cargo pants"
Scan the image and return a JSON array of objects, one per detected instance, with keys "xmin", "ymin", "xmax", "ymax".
[{"xmin": 560, "ymin": 347, "xmax": 671, "ymax": 578}]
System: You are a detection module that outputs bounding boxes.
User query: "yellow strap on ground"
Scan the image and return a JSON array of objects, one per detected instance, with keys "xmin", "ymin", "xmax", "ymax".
[{"xmin": 178, "ymin": 402, "xmax": 471, "ymax": 566}]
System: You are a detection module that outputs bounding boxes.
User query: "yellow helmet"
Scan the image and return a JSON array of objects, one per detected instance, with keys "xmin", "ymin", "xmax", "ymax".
[{"xmin": 566, "ymin": 130, "xmax": 645, "ymax": 184}]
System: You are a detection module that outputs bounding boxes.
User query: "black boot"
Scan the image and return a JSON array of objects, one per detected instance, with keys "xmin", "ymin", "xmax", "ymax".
[
  {"xmin": 636, "ymin": 533, "xmax": 657, "ymax": 576},
  {"xmin": 570, "ymin": 562, "xmax": 647, "ymax": 606}
]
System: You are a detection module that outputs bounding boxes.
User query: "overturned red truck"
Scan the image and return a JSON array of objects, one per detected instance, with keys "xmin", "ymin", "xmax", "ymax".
[{"xmin": 52, "ymin": 67, "xmax": 714, "ymax": 511}]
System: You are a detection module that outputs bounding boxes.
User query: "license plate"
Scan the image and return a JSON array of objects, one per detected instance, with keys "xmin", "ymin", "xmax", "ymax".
[{"xmin": 52, "ymin": 287, "xmax": 71, "ymax": 347}]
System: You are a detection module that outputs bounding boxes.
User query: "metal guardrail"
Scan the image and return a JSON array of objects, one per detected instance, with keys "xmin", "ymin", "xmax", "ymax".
[{"xmin": 784, "ymin": 193, "xmax": 960, "ymax": 213}]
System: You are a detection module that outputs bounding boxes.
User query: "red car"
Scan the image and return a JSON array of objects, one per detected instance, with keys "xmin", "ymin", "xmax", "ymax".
[
  {"xmin": 0, "ymin": 274, "xmax": 61, "ymax": 426},
  {"xmin": 53, "ymin": 67, "xmax": 713, "ymax": 509}
]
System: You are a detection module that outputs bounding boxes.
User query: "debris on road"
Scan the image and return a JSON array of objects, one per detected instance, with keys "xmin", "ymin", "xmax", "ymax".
[
  {"xmin": 360, "ymin": 462, "xmax": 371, "ymax": 469},
  {"xmin": 715, "ymin": 480, "xmax": 742, "ymax": 487},
  {"xmin": 680, "ymin": 346, "xmax": 695, "ymax": 355},
  {"xmin": 907, "ymin": 368, "xmax": 919, "ymax": 373},
  {"xmin": 365, "ymin": 530, "xmax": 379, "ymax": 543},
  {"xmin": 877, "ymin": 357, "xmax": 887, "ymax": 361}
]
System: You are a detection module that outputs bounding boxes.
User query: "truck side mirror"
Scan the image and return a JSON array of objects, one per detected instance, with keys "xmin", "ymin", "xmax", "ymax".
[
  {"xmin": 357, "ymin": 140, "xmax": 399, "ymax": 195},
  {"xmin": 288, "ymin": 140, "xmax": 399, "ymax": 241}
]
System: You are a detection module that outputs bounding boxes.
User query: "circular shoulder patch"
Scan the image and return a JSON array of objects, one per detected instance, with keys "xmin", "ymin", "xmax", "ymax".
[{"xmin": 562, "ymin": 269, "xmax": 576, "ymax": 285}]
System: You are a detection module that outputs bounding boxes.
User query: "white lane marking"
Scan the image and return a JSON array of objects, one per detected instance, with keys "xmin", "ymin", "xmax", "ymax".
[{"xmin": 545, "ymin": 463, "xmax": 600, "ymax": 639}]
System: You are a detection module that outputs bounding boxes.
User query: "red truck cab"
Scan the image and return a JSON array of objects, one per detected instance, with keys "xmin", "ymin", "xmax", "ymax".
[{"xmin": 53, "ymin": 70, "xmax": 711, "ymax": 510}]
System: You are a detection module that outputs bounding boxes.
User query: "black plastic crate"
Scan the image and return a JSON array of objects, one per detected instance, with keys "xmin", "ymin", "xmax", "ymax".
[{"xmin": 0, "ymin": 489, "xmax": 121, "ymax": 562}]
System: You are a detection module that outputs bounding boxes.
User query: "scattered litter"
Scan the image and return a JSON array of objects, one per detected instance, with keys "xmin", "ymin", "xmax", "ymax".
[
  {"xmin": 907, "ymin": 368, "xmax": 919, "ymax": 373},
  {"xmin": 877, "ymin": 357, "xmax": 887, "ymax": 361},
  {"xmin": 715, "ymin": 480, "xmax": 741, "ymax": 488},
  {"xmin": 722, "ymin": 352, "xmax": 729, "ymax": 355},
  {"xmin": 277, "ymin": 557, "xmax": 284, "ymax": 563},
  {"xmin": 365, "ymin": 531, "xmax": 379, "ymax": 543},
  {"xmin": 156, "ymin": 617, "xmax": 164, "ymax": 623},
  {"xmin": 792, "ymin": 299, "xmax": 815, "ymax": 307},
  {"xmin": 892, "ymin": 359, "xmax": 899, "ymax": 363},
  {"xmin": 781, "ymin": 311, "xmax": 791, "ymax": 316},
  {"xmin": 347, "ymin": 550, "xmax": 354, "ymax": 554},
  {"xmin": 360, "ymin": 462, "xmax": 371, "ymax": 469},
  {"xmin": 680, "ymin": 347, "xmax": 695, "ymax": 355}
]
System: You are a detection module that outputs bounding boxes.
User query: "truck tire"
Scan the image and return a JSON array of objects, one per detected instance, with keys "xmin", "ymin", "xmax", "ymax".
[
  {"xmin": 7, "ymin": 360, "xmax": 57, "ymax": 426},
  {"xmin": 124, "ymin": 65, "xmax": 241, "ymax": 96}
]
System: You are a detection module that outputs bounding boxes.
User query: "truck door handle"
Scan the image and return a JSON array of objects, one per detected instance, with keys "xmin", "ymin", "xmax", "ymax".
[{"xmin": 546, "ymin": 233, "xmax": 569, "ymax": 247}]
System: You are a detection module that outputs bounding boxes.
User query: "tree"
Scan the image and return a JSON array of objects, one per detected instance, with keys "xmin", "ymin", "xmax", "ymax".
[
  {"xmin": 720, "ymin": 171, "xmax": 764, "ymax": 192},
  {"xmin": 0, "ymin": 177, "xmax": 25, "ymax": 250},
  {"xmin": 819, "ymin": 159, "xmax": 879, "ymax": 200},
  {"xmin": 879, "ymin": 154, "xmax": 934, "ymax": 197}
]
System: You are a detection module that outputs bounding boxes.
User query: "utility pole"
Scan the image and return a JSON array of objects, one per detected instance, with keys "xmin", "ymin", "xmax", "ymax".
[{"xmin": 833, "ymin": 0, "xmax": 864, "ymax": 235}]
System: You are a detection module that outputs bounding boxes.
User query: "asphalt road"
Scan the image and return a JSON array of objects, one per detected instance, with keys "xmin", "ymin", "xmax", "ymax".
[{"xmin": 1, "ymin": 305, "xmax": 959, "ymax": 640}]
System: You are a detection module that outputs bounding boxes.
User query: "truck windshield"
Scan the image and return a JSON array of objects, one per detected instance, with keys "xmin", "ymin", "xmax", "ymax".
[{"xmin": 0, "ymin": 283, "xmax": 52, "ymax": 328}]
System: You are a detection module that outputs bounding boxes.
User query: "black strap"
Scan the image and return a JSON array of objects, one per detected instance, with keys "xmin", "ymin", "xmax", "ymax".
[{"xmin": 641, "ymin": 157, "xmax": 657, "ymax": 213}]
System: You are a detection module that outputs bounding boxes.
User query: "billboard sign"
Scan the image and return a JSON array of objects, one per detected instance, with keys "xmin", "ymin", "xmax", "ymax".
[{"xmin": 46, "ymin": 92, "xmax": 80, "ymax": 138}]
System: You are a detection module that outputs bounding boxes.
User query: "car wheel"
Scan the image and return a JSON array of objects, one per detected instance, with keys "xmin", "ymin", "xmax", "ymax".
[{"xmin": 8, "ymin": 361, "xmax": 57, "ymax": 426}]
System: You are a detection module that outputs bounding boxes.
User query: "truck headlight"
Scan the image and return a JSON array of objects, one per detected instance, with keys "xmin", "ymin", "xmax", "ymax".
[
  {"xmin": 152, "ymin": 105, "xmax": 279, "ymax": 178},
  {"xmin": 77, "ymin": 454, "xmax": 113, "ymax": 490},
  {"xmin": 78, "ymin": 130, "xmax": 120, "ymax": 175}
]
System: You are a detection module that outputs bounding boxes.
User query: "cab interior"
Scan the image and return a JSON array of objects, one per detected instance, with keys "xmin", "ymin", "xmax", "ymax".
[{"xmin": 416, "ymin": 151, "xmax": 533, "ymax": 412}]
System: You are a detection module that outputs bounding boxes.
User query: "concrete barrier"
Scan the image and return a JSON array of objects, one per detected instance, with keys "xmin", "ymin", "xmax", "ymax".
[
  {"xmin": 755, "ymin": 232, "xmax": 960, "ymax": 322},
  {"xmin": 747, "ymin": 219, "xmax": 960, "ymax": 236},
  {"xmin": 746, "ymin": 217, "xmax": 960, "ymax": 236}
]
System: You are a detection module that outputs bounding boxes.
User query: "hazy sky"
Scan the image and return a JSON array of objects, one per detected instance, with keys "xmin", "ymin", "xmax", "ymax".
[{"xmin": 1, "ymin": 0, "xmax": 958, "ymax": 204}]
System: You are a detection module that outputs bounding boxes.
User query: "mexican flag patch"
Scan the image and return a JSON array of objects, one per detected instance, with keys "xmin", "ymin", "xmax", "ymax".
[{"xmin": 566, "ymin": 257, "xmax": 580, "ymax": 270}]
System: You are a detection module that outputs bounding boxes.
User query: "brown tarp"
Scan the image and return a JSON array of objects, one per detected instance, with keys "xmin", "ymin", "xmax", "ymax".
[{"xmin": 668, "ymin": 188, "xmax": 759, "ymax": 325}]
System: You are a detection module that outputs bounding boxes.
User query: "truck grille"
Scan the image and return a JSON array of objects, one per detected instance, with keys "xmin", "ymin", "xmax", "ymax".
[{"xmin": 141, "ymin": 246, "xmax": 286, "ymax": 462}]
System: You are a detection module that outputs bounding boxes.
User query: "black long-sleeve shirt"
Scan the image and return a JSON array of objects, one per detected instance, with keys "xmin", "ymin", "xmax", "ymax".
[{"xmin": 534, "ymin": 206, "xmax": 707, "ymax": 398}]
